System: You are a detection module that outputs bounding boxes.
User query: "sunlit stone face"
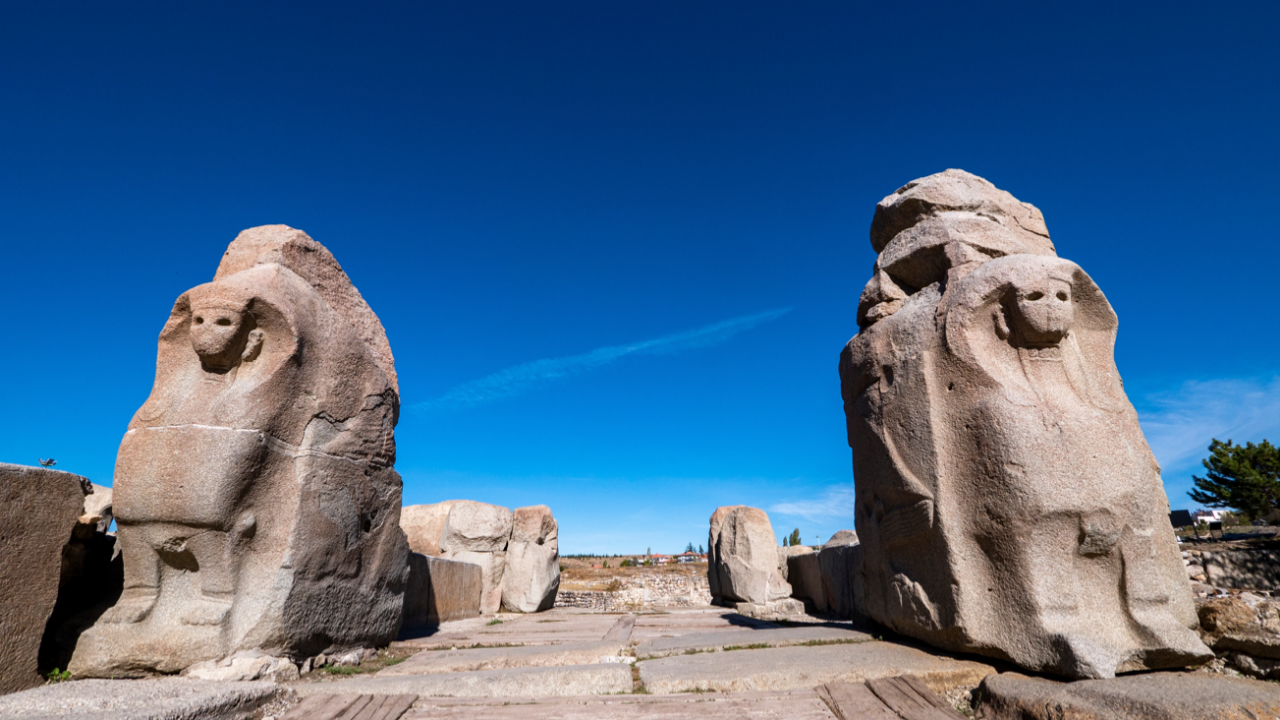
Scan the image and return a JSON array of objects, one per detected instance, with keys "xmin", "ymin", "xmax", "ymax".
[
  {"xmin": 190, "ymin": 304, "xmax": 248, "ymax": 372},
  {"xmin": 1007, "ymin": 277, "xmax": 1073, "ymax": 347}
]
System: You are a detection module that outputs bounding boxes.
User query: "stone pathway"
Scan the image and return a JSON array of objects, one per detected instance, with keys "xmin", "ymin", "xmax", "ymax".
[
  {"xmin": 10, "ymin": 605, "xmax": 1280, "ymax": 718},
  {"xmin": 287, "ymin": 607, "xmax": 988, "ymax": 717}
]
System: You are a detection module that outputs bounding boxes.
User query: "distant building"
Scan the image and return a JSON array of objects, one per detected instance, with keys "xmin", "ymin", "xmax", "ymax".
[
  {"xmin": 652, "ymin": 554, "xmax": 672, "ymax": 565},
  {"xmin": 675, "ymin": 551, "xmax": 699, "ymax": 563},
  {"xmin": 1193, "ymin": 509, "xmax": 1228, "ymax": 522}
]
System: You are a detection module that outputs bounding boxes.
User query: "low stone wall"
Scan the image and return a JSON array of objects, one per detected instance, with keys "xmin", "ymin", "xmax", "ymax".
[
  {"xmin": 1202, "ymin": 547, "xmax": 1280, "ymax": 591},
  {"xmin": 554, "ymin": 574, "xmax": 712, "ymax": 611}
]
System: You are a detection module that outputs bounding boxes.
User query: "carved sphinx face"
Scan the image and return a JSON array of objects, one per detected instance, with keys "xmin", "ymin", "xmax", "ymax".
[
  {"xmin": 190, "ymin": 304, "xmax": 251, "ymax": 372},
  {"xmin": 1005, "ymin": 277, "xmax": 1074, "ymax": 347}
]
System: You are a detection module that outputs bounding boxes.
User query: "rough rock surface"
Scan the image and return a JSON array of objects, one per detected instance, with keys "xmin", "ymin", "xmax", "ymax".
[
  {"xmin": 840, "ymin": 170, "xmax": 1209, "ymax": 678},
  {"xmin": 709, "ymin": 506, "xmax": 790, "ymax": 606},
  {"xmin": 400, "ymin": 501, "xmax": 460, "ymax": 557},
  {"xmin": 0, "ymin": 463, "xmax": 90, "ymax": 694},
  {"xmin": 402, "ymin": 553, "xmax": 482, "ymax": 630},
  {"xmin": 441, "ymin": 500, "xmax": 514, "ymax": 615},
  {"xmin": 83, "ymin": 483, "xmax": 114, "ymax": 534},
  {"xmin": 1202, "ymin": 547, "xmax": 1280, "ymax": 591},
  {"xmin": 0, "ymin": 678, "xmax": 282, "ymax": 720},
  {"xmin": 502, "ymin": 505, "xmax": 561, "ymax": 613},
  {"xmin": 184, "ymin": 654, "xmax": 300, "ymax": 682},
  {"xmin": 70, "ymin": 225, "xmax": 410, "ymax": 677},
  {"xmin": 1199, "ymin": 597, "xmax": 1280, "ymax": 659},
  {"xmin": 707, "ymin": 505, "xmax": 745, "ymax": 601},
  {"xmin": 786, "ymin": 552, "xmax": 825, "ymax": 612},
  {"xmin": 818, "ymin": 532, "xmax": 862, "ymax": 619},
  {"xmin": 977, "ymin": 671, "xmax": 1280, "ymax": 719}
]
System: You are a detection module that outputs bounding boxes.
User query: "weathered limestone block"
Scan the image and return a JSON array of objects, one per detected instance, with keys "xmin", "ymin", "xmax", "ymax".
[
  {"xmin": 70, "ymin": 225, "xmax": 410, "ymax": 677},
  {"xmin": 401, "ymin": 501, "xmax": 461, "ymax": 557},
  {"xmin": 502, "ymin": 505, "xmax": 561, "ymax": 613},
  {"xmin": 1199, "ymin": 596, "xmax": 1280, "ymax": 667},
  {"xmin": 818, "ymin": 532, "xmax": 862, "ymax": 619},
  {"xmin": 978, "ymin": 672, "xmax": 1280, "ymax": 719},
  {"xmin": 39, "ymin": 483, "xmax": 125, "ymax": 675},
  {"xmin": 84, "ymin": 483, "xmax": 114, "ymax": 534},
  {"xmin": 440, "ymin": 501, "xmax": 513, "ymax": 615},
  {"xmin": 706, "ymin": 505, "xmax": 744, "ymax": 602},
  {"xmin": 402, "ymin": 554, "xmax": 483, "ymax": 630},
  {"xmin": 787, "ymin": 551, "xmax": 825, "ymax": 612},
  {"xmin": 709, "ymin": 506, "xmax": 791, "ymax": 605},
  {"xmin": 1202, "ymin": 547, "xmax": 1280, "ymax": 591},
  {"xmin": 0, "ymin": 463, "xmax": 89, "ymax": 694},
  {"xmin": 839, "ymin": 170, "xmax": 1209, "ymax": 679}
]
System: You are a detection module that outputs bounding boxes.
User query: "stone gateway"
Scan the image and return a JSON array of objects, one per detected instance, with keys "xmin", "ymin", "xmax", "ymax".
[
  {"xmin": 70, "ymin": 225, "xmax": 410, "ymax": 677},
  {"xmin": 838, "ymin": 170, "xmax": 1210, "ymax": 678}
]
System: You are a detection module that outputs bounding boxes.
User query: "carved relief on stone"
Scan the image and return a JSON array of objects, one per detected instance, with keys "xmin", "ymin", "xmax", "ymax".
[
  {"xmin": 840, "ymin": 170, "xmax": 1210, "ymax": 679},
  {"xmin": 71, "ymin": 226, "xmax": 409, "ymax": 676}
]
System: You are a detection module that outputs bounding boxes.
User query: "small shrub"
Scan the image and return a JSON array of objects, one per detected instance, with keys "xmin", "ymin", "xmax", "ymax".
[
  {"xmin": 45, "ymin": 668, "xmax": 71, "ymax": 684},
  {"xmin": 487, "ymin": 618, "xmax": 503, "ymax": 625}
]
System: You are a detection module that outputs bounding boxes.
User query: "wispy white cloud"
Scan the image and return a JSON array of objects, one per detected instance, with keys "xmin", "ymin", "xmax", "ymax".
[
  {"xmin": 770, "ymin": 485, "xmax": 857, "ymax": 523},
  {"xmin": 1137, "ymin": 376, "xmax": 1280, "ymax": 477},
  {"xmin": 414, "ymin": 308, "xmax": 792, "ymax": 415}
]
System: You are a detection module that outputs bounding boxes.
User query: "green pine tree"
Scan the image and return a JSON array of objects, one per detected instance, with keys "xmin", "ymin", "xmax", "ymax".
[
  {"xmin": 1188, "ymin": 439, "xmax": 1280, "ymax": 520},
  {"xmin": 788, "ymin": 528, "xmax": 802, "ymax": 547}
]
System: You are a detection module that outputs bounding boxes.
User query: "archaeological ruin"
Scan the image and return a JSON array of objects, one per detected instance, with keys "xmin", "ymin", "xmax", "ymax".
[{"xmin": 839, "ymin": 169, "xmax": 1212, "ymax": 678}]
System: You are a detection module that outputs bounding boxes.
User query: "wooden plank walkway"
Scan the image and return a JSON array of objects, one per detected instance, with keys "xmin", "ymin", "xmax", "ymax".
[{"xmin": 282, "ymin": 693, "xmax": 417, "ymax": 720}]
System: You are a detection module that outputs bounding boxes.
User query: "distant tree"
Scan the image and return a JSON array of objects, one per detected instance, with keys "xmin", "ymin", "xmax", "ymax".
[
  {"xmin": 1188, "ymin": 439, "xmax": 1280, "ymax": 520},
  {"xmin": 603, "ymin": 560, "xmax": 610, "ymax": 569},
  {"xmin": 646, "ymin": 547, "xmax": 651, "ymax": 557},
  {"xmin": 698, "ymin": 544, "xmax": 704, "ymax": 554},
  {"xmin": 788, "ymin": 528, "xmax": 801, "ymax": 547},
  {"xmin": 620, "ymin": 559, "xmax": 632, "ymax": 567},
  {"xmin": 781, "ymin": 535, "xmax": 789, "ymax": 547},
  {"xmin": 686, "ymin": 542, "xmax": 695, "ymax": 553}
]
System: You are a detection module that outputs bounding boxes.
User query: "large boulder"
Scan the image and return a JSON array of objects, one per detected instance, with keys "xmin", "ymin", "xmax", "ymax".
[
  {"xmin": 706, "ymin": 505, "xmax": 744, "ymax": 602},
  {"xmin": 501, "ymin": 505, "xmax": 561, "ymax": 613},
  {"xmin": 38, "ymin": 484, "xmax": 125, "ymax": 676},
  {"xmin": 977, "ymin": 672, "xmax": 1280, "ymax": 719},
  {"xmin": 840, "ymin": 171, "xmax": 1209, "ymax": 678},
  {"xmin": 0, "ymin": 463, "xmax": 89, "ymax": 694},
  {"xmin": 400, "ymin": 501, "xmax": 460, "ymax": 557},
  {"xmin": 402, "ymin": 554, "xmax": 482, "ymax": 631},
  {"xmin": 785, "ymin": 551, "xmax": 824, "ymax": 612},
  {"xmin": 816, "ymin": 531, "xmax": 861, "ymax": 618},
  {"xmin": 70, "ymin": 226, "xmax": 410, "ymax": 677},
  {"xmin": 440, "ymin": 500, "xmax": 513, "ymax": 615},
  {"xmin": 83, "ymin": 483, "xmax": 113, "ymax": 534},
  {"xmin": 710, "ymin": 506, "xmax": 791, "ymax": 605}
]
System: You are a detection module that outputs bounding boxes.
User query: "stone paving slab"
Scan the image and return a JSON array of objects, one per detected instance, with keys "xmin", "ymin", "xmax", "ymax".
[
  {"xmin": 378, "ymin": 641, "xmax": 628, "ymax": 676},
  {"xmin": 638, "ymin": 642, "xmax": 995, "ymax": 694},
  {"xmin": 294, "ymin": 663, "xmax": 632, "ymax": 698},
  {"xmin": 400, "ymin": 689, "xmax": 837, "ymax": 719},
  {"xmin": 635, "ymin": 625, "xmax": 872, "ymax": 659},
  {"xmin": 396, "ymin": 611, "xmax": 624, "ymax": 649},
  {"xmin": 0, "ymin": 678, "xmax": 282, "ymax": 720},
  {"xmin": 629, "ymin": 609, "xmax": 780, "ymax": 641}
]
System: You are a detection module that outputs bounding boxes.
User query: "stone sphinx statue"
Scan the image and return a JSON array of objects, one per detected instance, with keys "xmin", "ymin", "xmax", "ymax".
[
  {"xmin": 839, "ymin": 170, "xmax": 1210, "ymax": 679},
  {"xmin": 71, "ymin": 225, "xmax": 409, "ymax": 676}
]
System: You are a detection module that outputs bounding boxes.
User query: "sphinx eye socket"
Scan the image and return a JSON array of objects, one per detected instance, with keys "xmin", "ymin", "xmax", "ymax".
[
  {"xmin": 1057, "ymin": 291, "xmax": 1068, "ymax": 301},
  {"xmin": 194, "ymin": 316, "xmax": 204, "ymax": 325},
  {"xmin": 1026, "ymin": 291, "xmax": 1044, "ymax": 301},
  {"xmin": 215, "ymin": 317, "xmax": 232, "ymax": 327}
]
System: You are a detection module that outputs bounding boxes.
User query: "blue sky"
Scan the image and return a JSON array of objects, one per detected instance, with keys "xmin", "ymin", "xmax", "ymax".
[{"xmin": 2, "ymin": 2, "xmax": 1277, "ymax": 554}]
